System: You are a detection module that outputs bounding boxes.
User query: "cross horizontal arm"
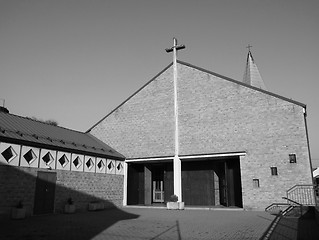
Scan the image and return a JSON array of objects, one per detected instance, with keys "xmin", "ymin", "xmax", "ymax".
[{"xmin": 165, "ymin": 44, "xmax": 185, "ymax": 53}]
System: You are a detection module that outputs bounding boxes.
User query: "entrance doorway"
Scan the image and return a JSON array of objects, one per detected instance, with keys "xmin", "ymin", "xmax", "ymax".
[
  {"xmin": 181, "ymin": 157, "xmax": 243, "ymax": 208},
  {"xmin": 152, "ymin": 165, "xmax": 164, "ymax": 203},
  {"xmin": 34, "ymin": 171, "xmax": 56, "ymax": 215},
  {"xmin": 127, "ymin": 162, "xmax": 173, "ymax": 205}
]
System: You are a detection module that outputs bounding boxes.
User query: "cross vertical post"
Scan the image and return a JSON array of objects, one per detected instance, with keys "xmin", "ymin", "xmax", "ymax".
[{"xmin": 166, "ymin": 38, "xmax": 185, "ymax": 202}]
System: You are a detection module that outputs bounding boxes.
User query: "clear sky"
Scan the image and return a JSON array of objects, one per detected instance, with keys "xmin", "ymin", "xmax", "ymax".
[{"xmin": 1, "ymin": 0, "xmax": 318, "ymax": 164}]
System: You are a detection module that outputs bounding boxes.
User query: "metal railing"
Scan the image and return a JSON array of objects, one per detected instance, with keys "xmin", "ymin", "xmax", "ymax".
[
  {"xmin": 286, "ymin": 184, "xmax": 316, "ymax": 206},
  {"xmin": 265, "ymin": 203, "xmax": 292, "ymax": 215}
]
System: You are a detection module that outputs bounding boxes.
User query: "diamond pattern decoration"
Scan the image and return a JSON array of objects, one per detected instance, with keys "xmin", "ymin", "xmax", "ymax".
[
  {"xmin": 1, "ymin": 146, "xmax": 18, "ymax": 163},
  {"xmin": 23, "ymin": 149, "xmax": 37, "ymax": 165},
  {"xmin": 58, "ymin": 154, "xmax": 69, "ymax": 168},
  {"xmin": 86, "ymin": 158, "xmax": 94, "ymax": 170},
  {"xmin": 42, "ymin": 152, "xmax": 54, "ymax": 165},
  {"xmin": 117, "ymin": 162, "xmax": 123, "ymax": 172},
  {"xmin": 107, "ymin": 161, "xmax": 114, "ymax": 171},
  {"xmin": 97, "ymin": 160, "xmax": 105, "ymax": 170},
  {"xmin": 73, "ymin": 156, "xmax": 82, "ymax": 169}
]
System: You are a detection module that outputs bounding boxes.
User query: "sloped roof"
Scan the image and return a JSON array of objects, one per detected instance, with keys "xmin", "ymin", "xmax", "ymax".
[
  {"xmin": 0, "ymin": 111, "xmax": 124, "ymax": 160},
  {"xmin": 243, "ymin": 51, "xmax": 267, "ymax": 90},
  {"xmin": 87, "ymin": 60, "xmax": 306, "ymax": 133}
]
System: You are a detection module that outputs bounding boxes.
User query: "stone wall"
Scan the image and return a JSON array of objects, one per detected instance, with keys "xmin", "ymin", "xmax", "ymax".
[{"xmin": 0, "ymin": 164, "xmax": 123, "ymax": 218}]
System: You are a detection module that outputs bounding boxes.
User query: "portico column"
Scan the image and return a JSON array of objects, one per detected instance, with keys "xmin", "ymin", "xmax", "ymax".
[{"xmin": 173, "ymin": 156, "xmax": 182, "ymax": 201}]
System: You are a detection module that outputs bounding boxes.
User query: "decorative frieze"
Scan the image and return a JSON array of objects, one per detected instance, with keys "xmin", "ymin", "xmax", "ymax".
[
  {"xmin": 20, "ymin": 146, "xmax": 39, "ymax": 168},
  {"xmin": 0, "ymin": 143, "xmax": 20, "ymax": 166},
  {"xmin": 0, "ymin": 141, "xmax": 123, "ymax": 175},
  {"xmin": 71, "ymin": 154, "xmax": 84, "ymax": 172},
  {"xmin": 39, "ymin": 149, "xmax": 56, "ymax": 169}
]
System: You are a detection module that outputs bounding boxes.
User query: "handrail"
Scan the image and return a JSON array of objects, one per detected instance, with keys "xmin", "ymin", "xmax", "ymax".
[
  {"xmin": 265, "ymin": 203, "xmax": 290, "ymax": 212},
  {"xmin": 282, "ymin": 197, "xmax": 303, "ymax": 215},
  {"xmin": 282, "ymin": 197, "xmax": 302, "ymax": 206},
  {"xmin": 286, "ymin": 184, "xmax": 315, "ymax": 193},
  {"xmin": 286, "ymin": 184, "xmax": 316, "ymax": 206}
]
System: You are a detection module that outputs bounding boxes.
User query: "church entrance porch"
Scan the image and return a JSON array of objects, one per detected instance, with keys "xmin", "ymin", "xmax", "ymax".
[
  {"xmin": 127, "ymin": 162, "xmax": 173, "ymax": 206},
  {"xmin": 181, "ymin": 156, "xmax": 243, "ymax": 207},
  {"xmin": 126, "ymin": 155, "xmax": 243, "ymax": 208}
]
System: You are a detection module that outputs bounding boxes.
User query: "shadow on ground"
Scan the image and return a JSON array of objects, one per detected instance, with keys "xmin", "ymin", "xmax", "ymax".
[
  {"xmin": 0, "ymin": 163, "xmax": 139, "ymax": 240},
  {"xmin": 0, "ymin": 208, "xmax": 139, "ymax": 240},
  {"xmin": 268, "ymin": 207, "xmax": 319, "ymax": 240}
]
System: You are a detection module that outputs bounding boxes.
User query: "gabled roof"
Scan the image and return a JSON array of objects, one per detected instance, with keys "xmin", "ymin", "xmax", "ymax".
[
  {"xmin": 87, "ymin": 60, "xmax": 306, "ymax": 132},
  {"xmin": 243, "ymin": 51, "xmax": 267, "ymax": 90},
  {"xmin": 0, "ymin": 111, "xmax": 124, "ymax": 160}
]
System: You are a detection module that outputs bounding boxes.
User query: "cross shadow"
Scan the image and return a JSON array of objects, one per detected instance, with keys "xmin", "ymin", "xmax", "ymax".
[
  {"xmin": 149, "ymin": 220, "xmax": 182, "ymax": 240},
  {"xmin": 0, "ymin": 163, "xmax": 139, "ymax": 240}
]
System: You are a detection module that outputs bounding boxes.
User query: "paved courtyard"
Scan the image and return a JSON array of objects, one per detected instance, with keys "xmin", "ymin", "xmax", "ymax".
[{"xmin": 0, "ymin": 207, "xmax": 276, "ymax": 240}]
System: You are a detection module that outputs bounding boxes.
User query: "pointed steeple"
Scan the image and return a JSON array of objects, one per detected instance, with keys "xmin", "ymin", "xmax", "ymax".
[{"xmin": 243, "ymin": 47, "xmax": 267, "ymax": 90}]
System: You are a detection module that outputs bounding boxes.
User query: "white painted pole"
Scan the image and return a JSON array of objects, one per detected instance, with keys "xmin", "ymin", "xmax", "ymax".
[
  {"xmin": 172, "ymin": 38, "xmax": 182, "ymax": 202},
  {"xmin": 166, "ymin": 38, "xmax": 185, "ymax": 202}
]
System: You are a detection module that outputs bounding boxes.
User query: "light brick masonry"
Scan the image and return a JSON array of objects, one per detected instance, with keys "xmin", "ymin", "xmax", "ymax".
[{"xmin": 90, "ymin": 61, "xmax": 313, "ymax": 210}]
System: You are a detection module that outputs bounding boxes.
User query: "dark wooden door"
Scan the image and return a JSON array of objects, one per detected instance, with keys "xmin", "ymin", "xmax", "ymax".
[
  {"xmin": 226, "ymin": 159, "xmax": 243, "ymax": 207},
  {"xmin": 163, "ymin": 163, "xmax": 173, "ymax": 203},
  {"xmin": 182, "ymin": 161, "xmax": 215, "ymax": 206},
  {"xmin": 34, "ymin": 171, "xmax": 56, "ymax": 215},
  {"xmin": 127, "ymin": 164, "xmax": 144, "ymax": 205}
]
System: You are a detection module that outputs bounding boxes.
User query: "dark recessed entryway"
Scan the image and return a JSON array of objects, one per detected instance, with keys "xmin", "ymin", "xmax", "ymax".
[
  {"xmin": 181, "ymin": 157, "xmax": 243, "ymax": 208},
  {"xmin": 127, "ymin": 156, "xmax": 243, "ymax": 208}
]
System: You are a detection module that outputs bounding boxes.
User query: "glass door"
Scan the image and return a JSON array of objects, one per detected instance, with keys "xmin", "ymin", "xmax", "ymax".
[{"xmin": 153, "ymin": 180, "xmax": 164, "ymax": 203}]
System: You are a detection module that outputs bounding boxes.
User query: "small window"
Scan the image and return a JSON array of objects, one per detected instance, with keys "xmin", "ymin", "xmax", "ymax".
[
  {"xmin": 253, "ymin": 179, "xmax": 260, "ymax": 188},
  {"xmin": 271, "ymin": 167, "xmax": 278, "ymax": 176},
  {"xmin": 289, "ymin": 154, "xmax": 296, "ymax": 163}
]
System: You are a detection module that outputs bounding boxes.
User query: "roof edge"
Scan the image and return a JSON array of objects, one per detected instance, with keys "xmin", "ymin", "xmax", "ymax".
[
  {"xmin": 86, "ymin": 62, "xmax": 173, "ymax": 133},
  {"xmin": 87, "ymin": 59, "xmax": 306, "ymax": 133},
  {"xmin": 177, "ymin": 60, "xmax": 306, "ymax": 108},
  {"xmin": 0, "ymin": 136, "xmax": 125, "ymax": 160}
]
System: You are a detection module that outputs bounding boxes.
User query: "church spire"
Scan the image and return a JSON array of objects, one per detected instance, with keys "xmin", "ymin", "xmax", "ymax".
[{"xmin": 243, "ymin": 46, "xmax": 267, "ymax": 90}]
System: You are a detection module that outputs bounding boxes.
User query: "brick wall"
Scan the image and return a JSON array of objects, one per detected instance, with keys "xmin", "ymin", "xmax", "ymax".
[
  {"xmin": 90, "ymin": 62, "xmax": 313, "ymax": 209},
  {"xmin": 177, "ymin": 64, "xmax": 313, "ymax": 209},
  {"xmin": 90, "ymin": 67, "xmax": 175, "ymax": 159},
  {"xmin": 0, "ymin": 164, "xmax": 123, "ymax": 218}
]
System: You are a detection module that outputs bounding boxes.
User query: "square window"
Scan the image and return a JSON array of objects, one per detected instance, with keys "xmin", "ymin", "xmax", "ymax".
[
  {"xmin": 289, "ymin": 154, "xmax": 296, "ymax": 163},
  {"xmin": 271, "ymin": 167, "xmax": 278, "ymax": 176},
  {"xmin": 253, "ymin": 179, "xmax": 260, "ymax": 188}
]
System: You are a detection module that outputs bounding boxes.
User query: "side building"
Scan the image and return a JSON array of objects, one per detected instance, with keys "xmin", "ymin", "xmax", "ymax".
[
  {"xmin": 88, "ymin": 51, "xmax": 314, "ymax": 210},
  {"xmin": 0, "ymin": 107, "xmax": 125, "ymax": 217}
]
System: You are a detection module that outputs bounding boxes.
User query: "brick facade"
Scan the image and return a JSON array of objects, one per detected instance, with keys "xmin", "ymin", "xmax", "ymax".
[
  {"xmin": 89, "ymin": 61, "xmax": 313, "ymax": 210},
  {"xmin": 91, "ymin": 66, "xmax": 175, "ymax": 158},
  {"xmin": 177, "ymin": 63, "xmax": 313, "ymax": 209},
  {"xmin": 0, "ymin": 164, "xmax": 123, "ymax": 218}
]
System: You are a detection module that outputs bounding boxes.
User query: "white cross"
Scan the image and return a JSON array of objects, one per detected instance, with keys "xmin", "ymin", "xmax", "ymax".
[
  {"xmin": 165, "ymin": 38, "xmax": 185, "ymax": 63},
  {"xmin": 166, "ymin": 38, "xmax": 185, "ymax": 201},
  {"xmin": 246, "ymin": 44, "xmax": 253, "ymax": 52}
]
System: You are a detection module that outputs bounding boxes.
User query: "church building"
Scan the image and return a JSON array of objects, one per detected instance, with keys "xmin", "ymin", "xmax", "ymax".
[
  {"xmin": 0, "ymin": 41, "xmax": 315, "ymax": 216},
  {"xmin": 88, "ymin": 41, "xmax": 314, "ymax": 210}
]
